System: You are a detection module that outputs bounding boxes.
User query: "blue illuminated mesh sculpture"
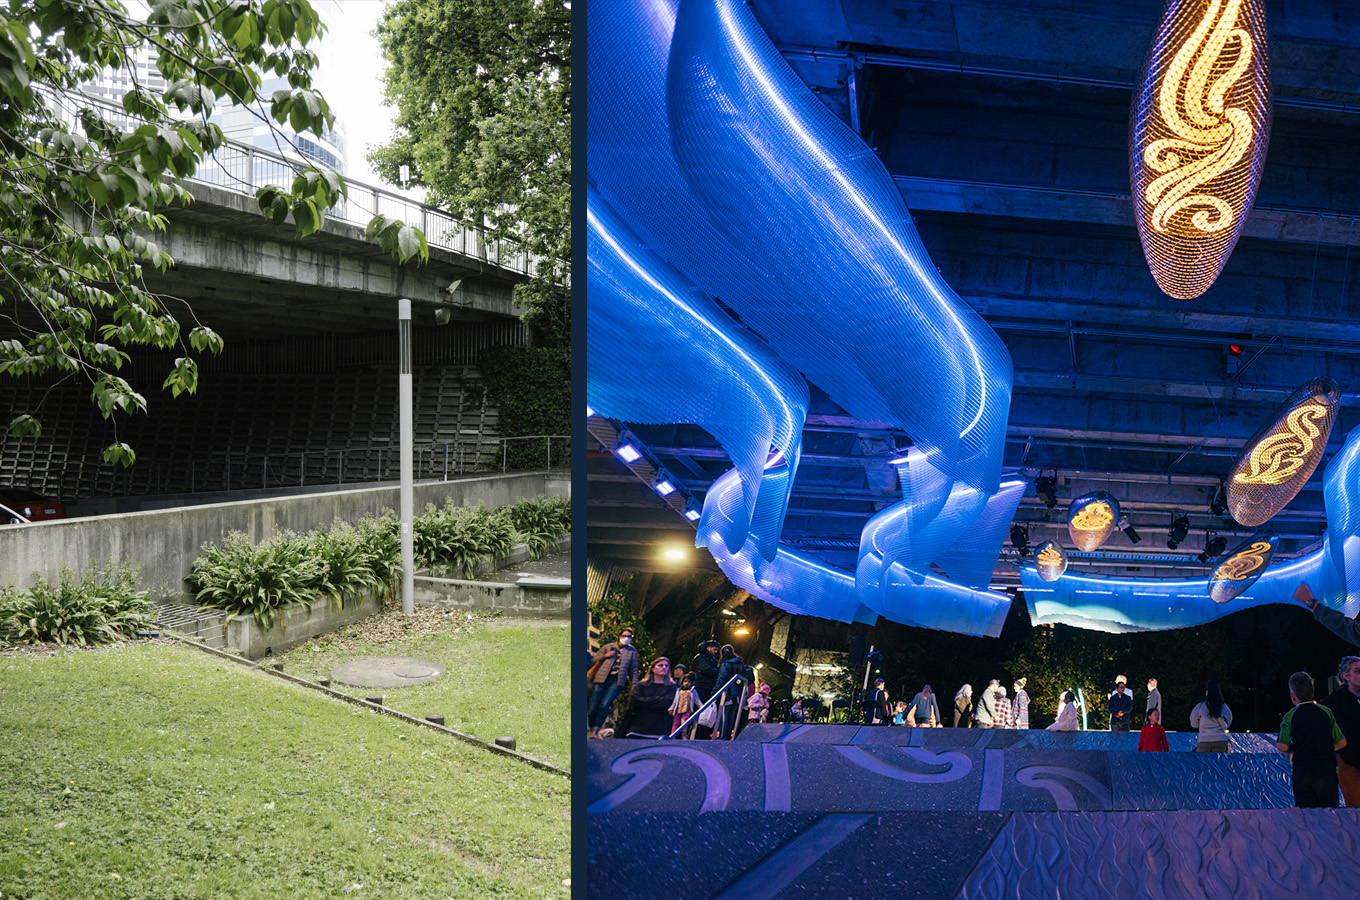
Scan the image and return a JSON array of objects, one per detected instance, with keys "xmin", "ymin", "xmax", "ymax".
[
  {"xmin": 587, "ymin": 0, "xmax": 1019, "ymax": 637},
  {"xmin": 586, "ymin": 186, "xmax": 809, "ymax": 550}
]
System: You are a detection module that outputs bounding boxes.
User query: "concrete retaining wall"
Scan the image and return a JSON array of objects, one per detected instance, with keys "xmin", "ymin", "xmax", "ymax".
[
  {"xmin": 226, "ymin": 592, "xmax": 383, "ymax": 659},
  {"xmin": 0, "ymin": 472, "xmax": 569, "ymax": 598},
  {"xmin": 413, "ymin": 576, "xmax": 571, "ymax": 618}
]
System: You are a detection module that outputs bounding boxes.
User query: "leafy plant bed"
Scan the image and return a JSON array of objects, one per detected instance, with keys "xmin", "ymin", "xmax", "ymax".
[
  {"xmin": 276, "ymin": 603, "xmax": 569, "ymax": 770},
  {"xmin": 0, "ymin": 641, "xmax": 569, "ymax": 899}
]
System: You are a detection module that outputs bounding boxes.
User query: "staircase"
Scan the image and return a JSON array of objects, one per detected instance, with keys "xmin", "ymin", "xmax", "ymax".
[{"xmin": 153, "ymin": 601, "xmax": 228, "ymax": 650}]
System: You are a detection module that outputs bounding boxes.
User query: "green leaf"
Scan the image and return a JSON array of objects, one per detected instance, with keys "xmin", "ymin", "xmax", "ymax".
[
  {"xmin": 101, "ymin": 443, "xmax": 136, "ymax": 468},
  {"xmin": 8, "ymin": 414, "xmax": 41, "ymax": 438}
]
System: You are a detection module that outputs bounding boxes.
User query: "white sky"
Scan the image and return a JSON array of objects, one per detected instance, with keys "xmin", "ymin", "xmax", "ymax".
[{"xmin": 316, "ymin": 1, "xmax": 398, "ymax": 187}]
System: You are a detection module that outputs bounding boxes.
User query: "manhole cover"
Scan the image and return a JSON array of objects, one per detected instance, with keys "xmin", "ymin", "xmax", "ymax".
[{"xmin": 330, "ymin": 656, "xmax": 446, "ymax": 688}]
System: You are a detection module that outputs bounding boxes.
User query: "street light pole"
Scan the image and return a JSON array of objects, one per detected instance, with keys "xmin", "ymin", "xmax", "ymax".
[{"xmin": 398, "ymin": 298, "xmax": 415, "ymax": 614}]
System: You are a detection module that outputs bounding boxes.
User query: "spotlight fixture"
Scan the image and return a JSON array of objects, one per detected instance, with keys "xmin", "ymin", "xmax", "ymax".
[
  {"xmin": 1009, "ymin": 524, "xmax": 1031, "ymax": 558},
  {"xmin": 653, "ymin": 472, "xmax": 676, "ymax": 496},
  {"xmin": 1197, "ymin": 534, "xmax": 1229, "ymax": 564},
  {"xmin": 1209, "ymin": 477, "xmax": 1228, "ymax": 516},
  {"xmin": 683, "ymin": 499, "xmax": 702, "ymax": 522},
  {"xmin": 1118, "ymin": 515, "xmax": 1142, "ymax": 545},
  {"xmin": 1034, "ymin": 471, "xmax": 1058, "ymax": 509},
  {"xmin": 1166, "ymin": 515, "xmax": 1190, "ymax": 550},
  {"xmin": 614, "ymin": 442, "xmax": 642, "ymax": 463}
]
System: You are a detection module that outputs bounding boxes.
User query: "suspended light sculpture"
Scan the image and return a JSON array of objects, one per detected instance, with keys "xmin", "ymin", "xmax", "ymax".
[
  {"xmin": 1227, "ymin": 377, "xmax": 1340, "ymax": 526},
  {"xmin": 1130, "ymin": 0, "xmax": 1271, "ymax": 299},
  {"xmin": 1208, "ymin": 532, "xmax": 1277, "ymax": 603},
  {"xmin": 1034, "ymin": 541, "xmax": 1068, "ymax": 582},
  {"xmin": 1067, "ymin": 491, "xmax": 1120, "ymax": 551}
]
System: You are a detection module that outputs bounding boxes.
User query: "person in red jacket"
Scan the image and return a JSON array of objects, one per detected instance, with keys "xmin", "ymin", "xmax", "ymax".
[{"xmin": 1137, "ymin": 706, "xmax": 1169, "ymax": 752}]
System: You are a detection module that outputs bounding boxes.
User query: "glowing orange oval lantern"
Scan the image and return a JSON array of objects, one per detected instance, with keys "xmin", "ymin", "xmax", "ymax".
[
  {"xmin": 1034, "ymin": 541, "xmax": 1068, "ymax": 582},
  {"xmin": 1227, "ymin": 377, "xmax": 1339, "ymax": 527},
  {"xmin": 1067, "ymin": 491, "xmax": 1120, "ymax": 552},
  {"xmin": 1130, "ymin": 0, "xmax": 1271, "ymax": 299},
  {"xmin": 1208, "ymin": 532, "xmax": 1277, "ymax": 603}
]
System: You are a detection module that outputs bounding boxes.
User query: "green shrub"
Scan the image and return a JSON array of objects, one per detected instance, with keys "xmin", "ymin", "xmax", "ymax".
[
  {"xmin": 187, "ymin": 532, "xmax": 324, "ymax": 630},
  {"xmin": 354, "ymin": 513, "xmax": 401, "ymax": 596},
  {"xmin": 504, "ymin": 496, "xmax": 571, "ymax": 559},
  {"xmin": 0, "ymin": 562, "xmax": 154, "ymax": 647},
  {"xmin": 305, "ymin": 522, "xmax": 381, "ymax": 605}
]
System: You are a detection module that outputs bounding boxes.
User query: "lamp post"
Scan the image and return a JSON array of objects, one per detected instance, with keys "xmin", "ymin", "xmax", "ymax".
[{"xmin": 398, "ymin": 298, "xmax": 414, "ymax": 614}]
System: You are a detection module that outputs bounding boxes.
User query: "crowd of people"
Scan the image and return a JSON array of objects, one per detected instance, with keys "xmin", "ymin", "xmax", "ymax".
[{"xmin": 584, "ymin": 628, "xmax": 1360, "ymax": 807}]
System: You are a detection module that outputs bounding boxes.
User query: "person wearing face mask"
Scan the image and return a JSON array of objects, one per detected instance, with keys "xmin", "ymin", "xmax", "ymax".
[{"xmin": 587, "ymin": 627, "xmax": 640, "ymax": 738}]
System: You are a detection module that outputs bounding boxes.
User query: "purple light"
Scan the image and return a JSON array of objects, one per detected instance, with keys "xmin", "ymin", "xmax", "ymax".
[
  {"xmin": 684, "ymin": 508, "xmax": 702, "ymax": 521},
  {"xmin": 654, "ymin": 479, "xmax": 676, "ymax": 496},
  {"xmin": 615, "ymin": 443, "xmax": 641, "ymax": 463}
]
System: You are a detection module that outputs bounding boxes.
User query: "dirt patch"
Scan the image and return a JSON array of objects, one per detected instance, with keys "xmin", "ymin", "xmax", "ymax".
[{"xmin": 0, "ymin": 637, "xmax": 176, "ymax": 657}]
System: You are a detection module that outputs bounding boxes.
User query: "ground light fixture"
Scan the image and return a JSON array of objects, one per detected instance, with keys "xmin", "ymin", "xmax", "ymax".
[{"xmin": 1166, "ymin": 515, "xmax": 1190, "ymax": 549}]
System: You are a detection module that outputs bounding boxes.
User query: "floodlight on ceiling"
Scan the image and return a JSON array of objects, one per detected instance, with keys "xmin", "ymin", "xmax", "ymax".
[
  {"xmin": 653, "ymin": 472, "xmax": 676, "ymax": 496},
  {"xmin": 1166, "ymin": 515, "xmax": 1190, "ymax": 550},
  {"xmin": 1197, "ymin": 534, "xmax": 1229, "ymax": 564},
  {"xmin": 1009, "ymin": 524, "xmax": 1031, "ymax": 558},
  {"xmin": 1035, "ymin": 472, "xmax": 1058, "ymax": 509},
  {"xmin": 1209, "ymin": 477, "xmax": 1228, "ymax": 516},
  {"xmin": 1118, "ymin": 515, "xmax": 1142, "ymax": 545},
  {"xmin": 683, "ymin": 499, "xmax": 702, "ymax": 522},
  {"xmin": 1130, "ymin": 0, "xmax": 1271, "ymax": 299},
  {"xmin": 614, "ymin": 442, "xmax": 642, "ymax": 463}
]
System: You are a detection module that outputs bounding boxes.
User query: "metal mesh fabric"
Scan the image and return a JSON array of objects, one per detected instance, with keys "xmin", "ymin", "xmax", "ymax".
[
  {"xmin": 1226, "ymin": 377, "xmax": 1339, "ymax": 527},
  {"xmin": 586, "ymin": 186, "xmax": 809, "ymax": 549},
  {"xmin": 1130, "ymin": 0, "xmax": 1271, "ymax": 299}
]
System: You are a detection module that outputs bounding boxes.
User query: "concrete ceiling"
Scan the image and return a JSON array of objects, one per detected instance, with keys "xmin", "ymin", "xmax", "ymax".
[{"xmin": 587, "ymin": 0, "xmax": 1360, "ymax": 592}]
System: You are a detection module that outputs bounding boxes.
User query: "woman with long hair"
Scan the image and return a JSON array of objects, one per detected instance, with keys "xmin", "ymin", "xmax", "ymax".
[
  {"xmin": 1190, "ymin": 680, "xmax": 1233, "ymax": 752},
  {"xmin": 627, "ymin": 657, "xmax": 677, "ymax": 737}
]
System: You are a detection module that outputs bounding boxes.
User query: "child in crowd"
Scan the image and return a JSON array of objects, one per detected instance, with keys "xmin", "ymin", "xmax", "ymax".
[
  {"xmin": 747, "ymin": 683, "xmax": 771, "ymax": 724},
  {"xmin": 1137, "ymin": 707, "xmax": 1169, "ymax": 751},
  {"xmin": 1277, "ymin": 671, "xmax": 1347, "ymax": 808}
]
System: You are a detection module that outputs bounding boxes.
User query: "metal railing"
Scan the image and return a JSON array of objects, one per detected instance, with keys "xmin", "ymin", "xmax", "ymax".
[
  {"xmin": 102, "ymin": 436, "xmax": 570, "ymax": 497},
  {"xmin": 662, "ymin": 674, "xmax": 747, "ymax": 741},
  {"xmin": 41, "ymin": 87, "xmax": 545, "ymax": 277}
]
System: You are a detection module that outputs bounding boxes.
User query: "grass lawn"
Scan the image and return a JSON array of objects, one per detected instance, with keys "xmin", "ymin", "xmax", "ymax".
[
  {"xmin": 0, "ymin": 641, "xmax": 569, "ymax": 900},
  {"xmin": 274, "ymin": 609, "xmax": 569, "ymax": 771}
]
